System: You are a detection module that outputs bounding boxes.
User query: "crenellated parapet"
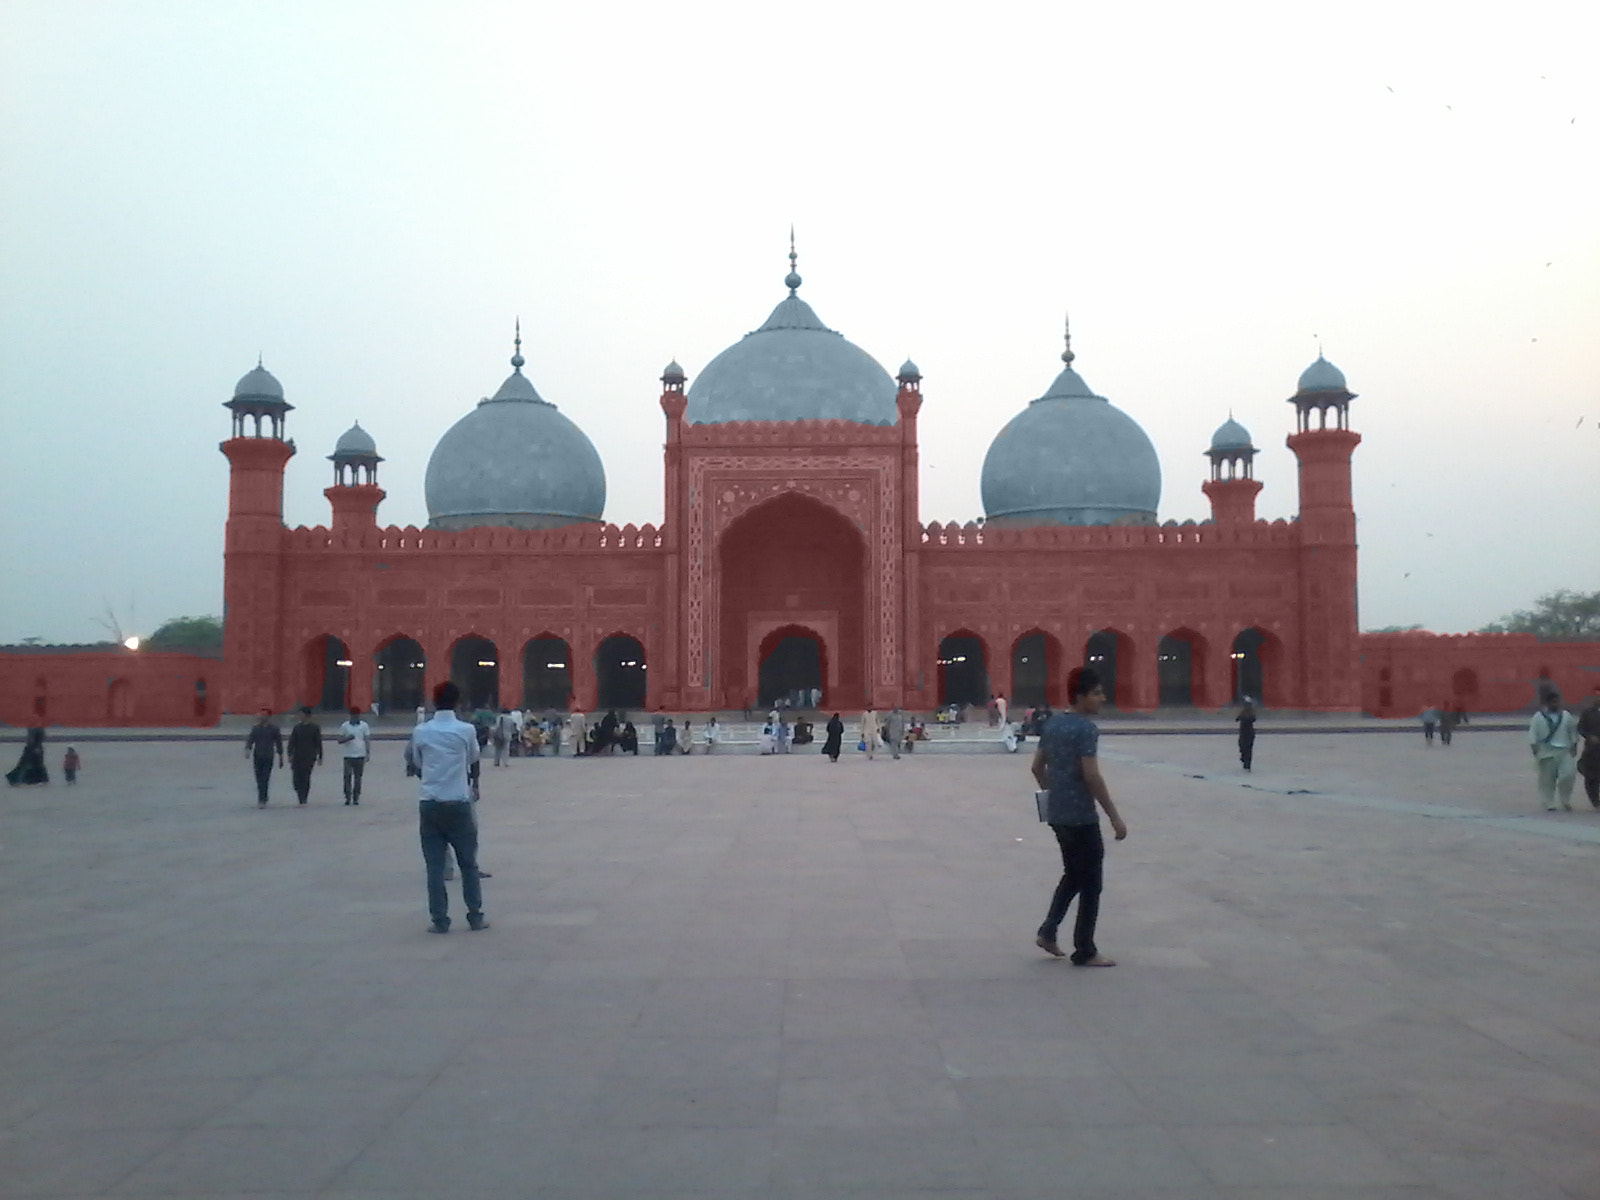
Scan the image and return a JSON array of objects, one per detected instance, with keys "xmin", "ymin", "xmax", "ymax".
[
  {"xmin": 283, "ymin": 521, "xmax": 667, "ymax": 554},
  {"xmin": 678, "ymin": 418, "xmax": 904, "ymax": 447},
  {"xmin": 919, "ymin": 517, "xmax": 1298, "ymax": 550}
]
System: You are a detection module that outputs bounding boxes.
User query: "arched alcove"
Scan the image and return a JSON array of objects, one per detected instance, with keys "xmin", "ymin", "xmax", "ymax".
[
  {"xmin": 522, "ymin": 635, "xmax": 572, "ymax": 710},
  {"xmin": 718, "ymin": 492, "xmax": 865, "ymax": 709},
  {"xmin": 757, "ymin": 625, "xmax": 826, "ymax": 708},
  {"xmin": 1158, "ymin": 628, "xmax": 1208, "ymax": 707},
  {"xmin": 1084, "ymin": 629, "xmax": 1132, "ymax": 707},
  {"xmin": 449, "ymin": 635, "xmax": 500, "ymax": 711},
  {"xmin": 1011, "ymin": 629, "xmax": 1063, "ymax": 708},
  {"xmin": 594, "ymin": 633, "xmax": 646, "ymax": 710},
  {"xmin": 374, "ymin": 635, "xmax": 426, "ymax": 714},
  {"xmin": 937, "ymin": 630, "xmax": 990, "ymax": 707},
  {"xmin": 302, "ymin": 634, "xmax": 351, "ymax": 711}
]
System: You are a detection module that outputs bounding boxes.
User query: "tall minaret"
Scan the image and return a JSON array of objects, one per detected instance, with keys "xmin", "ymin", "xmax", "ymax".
[
  {"xmin": 220, "ymin": 361, "xmax": 295, "ymax": 714},
  {"xmin": 1202, "ymin": 415, "xmax": 1262, "ymax": 524},
  {"xmin": 1286, "ymin": 355, "xmax": 1362, "ymax": 711}
]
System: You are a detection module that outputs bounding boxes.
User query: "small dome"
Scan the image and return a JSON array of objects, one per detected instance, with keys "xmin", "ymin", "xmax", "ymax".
[
  {"xmin": 684, "ymin": 271, "xmax": 897, "ymax": 426},
  {"xmin": 332, "ymin": 422, "xmax": 378, "ymax": 457},
  {"xmin": 981, "ymin": 348, "xmax": 1161, "ymax": 527},
  {"xmin": 1209, "ymin": 416, "xmax": 1253, "ymax": 451},
  {"xmin": 424, "ymin": 346, "xmax": 605, "ymax": 531},
  {"xmin": 234, "ymin": 364, "xmax": 283, "ymax": 400},
  {"xmin": 897, "ymin": 359, "xmax": 921, "ymax": 381},
  {"xmin": 1297, "ymin": 355, "xmax": 1347, "ymax": 393},
  {"xmin": 661, "ymin": 359, "xmax": 686, "ymax": 384}
]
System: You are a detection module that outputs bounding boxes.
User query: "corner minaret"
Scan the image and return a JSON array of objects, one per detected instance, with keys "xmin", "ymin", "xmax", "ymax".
[
  {"xmin": 1286, "ymin": 354, "xmax": 1362, "ymax": 710},
  {"xmin": 220, "ymin": 361, "xmax": 296, "ymax": 713},
  {"xmin": 1201, "ymin": 415, "xmax": 1261, "ymax": 524},
  {"xmin": 325, "ymin": 422, "xmax": 385, "ymax": 534}
]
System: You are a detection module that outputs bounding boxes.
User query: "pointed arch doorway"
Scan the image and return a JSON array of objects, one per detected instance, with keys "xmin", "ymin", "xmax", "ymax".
[
  {"xmin": 754, "ymin": 623, "xmax": 832, "ymax": 709},
  {"xmin": 718, "ymin": 493, "xmax": 864, "ymax": 710}
]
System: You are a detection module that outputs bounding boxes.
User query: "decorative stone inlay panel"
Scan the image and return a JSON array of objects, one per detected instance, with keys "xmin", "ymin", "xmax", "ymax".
[{"xmin": 685, "ymin": 452, "xmax": 901, "ymax": 695}]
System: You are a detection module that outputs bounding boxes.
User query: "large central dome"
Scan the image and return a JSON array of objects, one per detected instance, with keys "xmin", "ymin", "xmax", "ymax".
[
  {"xmin": 684, "ymin": 256, "xmax": 897, "ymax": 426},
  {"xmin": 424, "ymin": 333, "xmax": 606, "ymax": 531}
]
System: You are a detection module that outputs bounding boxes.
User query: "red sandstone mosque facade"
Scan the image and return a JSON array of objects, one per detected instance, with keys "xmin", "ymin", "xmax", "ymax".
[{"xmin": 5, "ymin": 257, "xmax": 1594, "ymax": 726}]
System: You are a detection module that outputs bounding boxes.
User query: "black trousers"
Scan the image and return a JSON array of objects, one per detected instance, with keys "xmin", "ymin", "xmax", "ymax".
[
  {"xmin": 1239, "ymin": 733, "xmax": 1255, "ymax": 770},
  {"xmin": 1039, "ymin": 822, "xmax": 1104, "ymax": 964},
  {"xmin": 290, "ymin": 760, "xmax": 315, "ymax": 803},
  {"xmin": 252, "ymin": 757, "xmax": 274, "ymax": 804},
  {"xmin": 342, "ymin": 758, "xmax": 365, "ymax": 802}
]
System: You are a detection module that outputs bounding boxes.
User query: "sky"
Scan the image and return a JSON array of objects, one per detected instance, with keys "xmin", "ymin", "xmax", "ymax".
[{"xmin": 2, "ymin": 0, "xmax": 1597, "ymax": 644}]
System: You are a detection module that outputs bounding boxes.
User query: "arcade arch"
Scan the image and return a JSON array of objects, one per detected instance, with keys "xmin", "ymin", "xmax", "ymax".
[
  {"xmin": 1158, "ymin": 628, "xmax": 1208, "ymax": 707},
  {"xmin": 594, "ymin": 633, "xmax": 647, "ymax": 710},
  {"xmin": 449, "ymin": 635, "xmax": 500, "ymax": 710},
  {"xmin": 937, "ymin": 630, "xmax": 990, "ymax": 708},
  {"xmin": 717, "ymin": 493, "xmax": 865, "ymax": 709},
  {"xmin": 1011, "ymin": 629, "xmax": 1063, "ymax": 708},
  {"xmin": 107, "ymin": 677, "xmax": 133, "ymax": 723},
  {"xmin": 1084, "ymin": 629, "xmax": 1132, "ymax": 707},
  {"xmin": 374, "ymin": 634, "xmax": 426, "ymax": 714},
  {"xmin": 1230, "ymin": 627, "xmax": 1282, "ymax": 705},
  {"xmin": 522, "ymin": 635, "xmax": 573, "ymax": 711},
  {"xmin": 301, "ymin": 634, "xmax": 352, "ymax": 711}
]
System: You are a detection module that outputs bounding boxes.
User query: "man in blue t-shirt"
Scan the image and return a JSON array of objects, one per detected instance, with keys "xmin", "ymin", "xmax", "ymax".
[{"xmin": 1030, "ymin": 666, "xmax": 1128, "ymax": 966}]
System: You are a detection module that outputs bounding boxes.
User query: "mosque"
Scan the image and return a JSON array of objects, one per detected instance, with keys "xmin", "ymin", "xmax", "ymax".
[{"xmin": 216, "ymin": 248, "xmax": 1369, "ymax": 718}]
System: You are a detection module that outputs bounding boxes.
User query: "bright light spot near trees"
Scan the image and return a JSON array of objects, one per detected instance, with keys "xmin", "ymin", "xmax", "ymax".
[{"xmin": 123, "ymin": 636, "xmax": 141, "ymax": 650}]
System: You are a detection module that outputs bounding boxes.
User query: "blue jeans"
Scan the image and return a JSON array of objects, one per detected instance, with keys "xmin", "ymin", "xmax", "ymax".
[{"xmin": 419, "ymin": 801, "xmax": 483, "ymax": 927}]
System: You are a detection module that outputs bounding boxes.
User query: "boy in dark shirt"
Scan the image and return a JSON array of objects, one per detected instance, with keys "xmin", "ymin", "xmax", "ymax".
[
  {"xmin": 1030, "ymin": 666, "xmax": 1128, "ymax": 966},
  {"xmin": 244, "ymin": 709, "xmax": 284, "ymax": 806},
  {"xmin": 287, "ymin": 706, "xmax": 323, "ymax": 805}
]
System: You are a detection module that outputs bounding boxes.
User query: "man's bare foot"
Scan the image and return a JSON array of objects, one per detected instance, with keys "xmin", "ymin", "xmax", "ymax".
[
  {"xmin": 1072, "ymin": 955, "xmax": 1117, "ymax": 968},
  {"xmin": 1035, "ymin": 936, "xmax": 1066, "ymax": 958}
]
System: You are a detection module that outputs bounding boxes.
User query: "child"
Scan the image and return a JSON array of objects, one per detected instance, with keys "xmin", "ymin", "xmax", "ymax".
[{"xmin": 63, "ymin": 746, "xmax": 81, "ymax": 784}]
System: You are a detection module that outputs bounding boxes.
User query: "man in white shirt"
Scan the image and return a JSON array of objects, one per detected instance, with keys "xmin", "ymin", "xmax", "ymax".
[
  {"xmin": 336, "ymin": 706, "xmax": 372, "ymax": 805},
  {"xmin": 1529, "ymin": 691, "xmax": 1580, "ymax": 812},
  {"xmin": 404, "ymin": 681, "xmax": 487, "ymax": 933}
]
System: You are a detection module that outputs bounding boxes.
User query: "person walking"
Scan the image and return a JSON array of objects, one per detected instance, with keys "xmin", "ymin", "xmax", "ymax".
[
  {"xmin": 1439, "ymin": 704, "xmax": 1460, "ymax": 747},
  {"xmin": 1236, "ymin": 697, "xmax": 1257, "ymax": 771},
  {"xmin": 336, "ymin": 706, "xmax": 372, "ymax": 804},
  {"xmin": 823, "ymin": 713, "xmax": 845, "ymax": 763},
  {"xmin": 287, "ymin": 706, "xmax": 323, "ymax": 805},
  {"xmin": 405, "ymin": 681, "xmax": 488, "ymax": 933},
  {"xmin": 996, "ymin": 693, "xmax": 1008, "ymax": 728},
  {"xmin": 1528, "ymin": 691, "xmax": 1580, "ymax": 812},
  {"xmin": 1420, "ymin": 704, "xmax": 1439, "ymax": 747},
  {"xmin": 861, "ymin": 708, "xmax": 881, "ymax": 761},
  {"xmin": 1577, "ymin": 687, "xmax": 1600, "ymax": 809},
  {"xmin": 1031, "ymin": 666, "xmax": 1128, "ymax": 966},
  {"xmin": 5, "ymin": 726, "xmax": 49, "ymax": 786},
  {"xmin": 569, "ymin": 709, "xmax": 588, "ymax": 757},
  {"xmin": 63, "ymin": 745, "xmax": 81, "ymax": 784},
  {"xmin": 244, "ymin": 709, "xmax": 283, "ymax": 806},
  {"xmin": 491, "ymin": 707, "xmax": 513, "ymax": 767},
  {"xmin": 885, "ymin": 707, "xmax": 907, "ymax": 760}
]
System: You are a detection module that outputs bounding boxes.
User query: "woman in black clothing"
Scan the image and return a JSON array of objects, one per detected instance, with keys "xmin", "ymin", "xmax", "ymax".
[
  {"xmin": 822, "ymin": 713, "xmax": 845, "ymax": 763},
  {"xmin": 6, "ymin": 726, "xmax": 49, "ymax": 786},
  {"xmin": 1236, "ymin": 698, "xmax": 1257, "ymax": 771}
]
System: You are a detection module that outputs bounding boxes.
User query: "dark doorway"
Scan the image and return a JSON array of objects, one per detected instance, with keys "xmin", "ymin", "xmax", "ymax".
[
  {"xmin": 1084, "ymin": 630, "xmax": 1124, "ymax": 706},
  {"xmin": 937, "ymin": 632, "xmax": 990, "ymax": 707},
  {"xmin": 522, "ymin": 636, "xmax": 573, "ymax": 710},
  {"xmin": 1011, "ymin": 630, "xmax": 1063, "ymax": 708},
  {"xmin": 450, "ymin": 636, "xmax": 500, "ymax": 711},
  {"xmin": 305, "ymin": 635, "xmax": 351, "ymax": 711},
  {"xmin": 372, "ymin": 640, "xmax": 425, "ymax": 713},
  {"xmin": 758, "ymin": 627, "xmax": 824, "ymax": 708},
  {"xmin": 595, "ymin": 634, "xmax": 646, "ymax": 710},
  {"xmin": 375, "ymin": 636, "xmax": 426, "ymax": 714},
  {"xmin": 1452, "ymin": 668, "xmax": 1479, "ymax": 705},
  {"xmin": 1231, "ymin": 628, "xmax": 1265, "ymax": 704},
  {"xmin": 1158, "ymin": 634, "xmax": 1194, "ymax": 706}
]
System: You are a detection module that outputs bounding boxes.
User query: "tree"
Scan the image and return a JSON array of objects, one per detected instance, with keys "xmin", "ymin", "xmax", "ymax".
[
  {"xmin": 1479, "ymin": 590, "xmax": 1600, "ymax": 640},
  {"xmin": 148, "ymin": 615, "xmax": 224, "ymax": 652},
  {"xmin": 1366, "ymin": 624, "xmax": 1423, "ymax": 634}
]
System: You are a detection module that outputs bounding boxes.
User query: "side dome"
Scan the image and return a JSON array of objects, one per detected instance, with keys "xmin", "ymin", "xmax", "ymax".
[
  {"xmin": 684, "ymin": 259, "xmax": 897, "ymax": 425},
  {"xmin": 1297, "ymin": 355, "xmax": 1346, "ymax": 393},
  {"xmin": 1209, "ymin": 416, "xmax": 1253, "ymax": 451},
  {"xmin": 424, "ymin": 337, "xmax": 606, "ymax": 531},
  {"xmin": 333, "ymin": 421, "xmax": 377, "ymax": 457},
  {"xmin": 234, "ymin": 363, "xmax": 283, "ymax": 399},
  {"xmin": 981, "ymin": 332, "xmax": 1161, "ymax": 527}
]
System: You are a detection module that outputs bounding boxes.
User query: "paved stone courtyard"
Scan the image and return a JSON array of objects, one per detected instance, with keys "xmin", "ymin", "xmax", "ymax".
[{"xmin": 3, "ymin": 729, "xmax": 1599, "ymax": 1198}]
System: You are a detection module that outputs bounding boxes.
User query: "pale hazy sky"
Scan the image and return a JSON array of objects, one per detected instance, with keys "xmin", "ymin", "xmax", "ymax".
[{"xmin": 2, "ymin": 0, "xmax": 1596, "ymax": 644}]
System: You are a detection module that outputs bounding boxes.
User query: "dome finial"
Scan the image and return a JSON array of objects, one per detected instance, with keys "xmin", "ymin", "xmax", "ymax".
[
  {"xmin": 784, "ymin": 224, "xmax": 802, "ymax": 294},
  {"xmin": 1061, "ymin": 313, "xmax": 1075, "ymax": 366},
  {"xmin": 511, "ymin": 317, "xmax": 525, "ymax": 371},
  {"xmin": 257, "ymin": 351, "xmax": 263, "ymax": 369}
]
